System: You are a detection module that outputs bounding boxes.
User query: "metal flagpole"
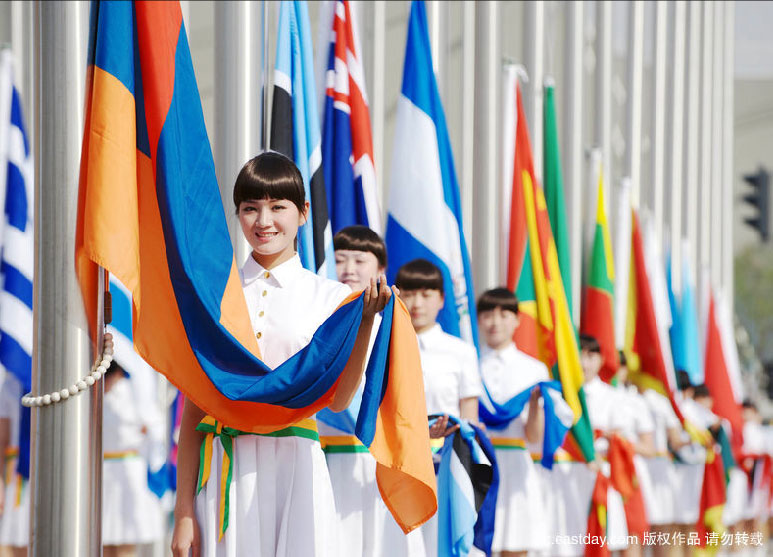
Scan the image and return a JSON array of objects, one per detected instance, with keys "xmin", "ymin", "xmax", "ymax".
[
  {"xmin": 650, "ymin": 1, "xmax": 667, "ymax": 249},
  {"xmin": 472, "ymin": 0, "xmax": 499, "ymax": 293},
  {"xmin": 523, "ymin": 1, "xmax": 544, "ymax": 183},
  {"xmin": 214, "ymin": 0, "xmax": 263, "ymax": 265},
  {"xmin": 32, "ymin": 2, "xmax": 101, "ymax": 556},
  {"xmin": 683, "ymin": 1, "xmax": 701, "ymax": 277},
  {"xmin": 698, "ymin": 1, "xmax": 714, "ymax": 309},
  {"xmin": 563, "ymin": 0, "xmax": 584, "ymax": 329},
  {"xmin": 710, "ymin": 1, "xmax": 725, "ymax": 291},
  {"xmin": 595, "ymin": 0, "xmax": 612, "ymax": 203},
  {"xmin": 722, "ymin": 2, "xmax": 734, "ymax": 309},
  {"xmin": 624, "ymin": 0, "xmax": 644, "ymax": 210},
  {"xmin": 667, "ymin": 2, "xmax": 687, "ymax": 290},
  {"xmin": 461, "ymin": 0, "xmax": 475, "ymax": 251}
]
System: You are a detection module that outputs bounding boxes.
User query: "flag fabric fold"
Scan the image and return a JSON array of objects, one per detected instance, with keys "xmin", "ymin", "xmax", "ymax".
[
  {"xmin": 0, "ymin": 49, "xmax": 33, "ymax": 479},
  {"xmin": 478, "ymin": 380, "xmax": 572, "ymax": 469},
  {"xmin": 75, "ymin": 0, "xmax": 435, "ymax": 533},
  {"xmin": 385, "ymin": 0, "xmax": 478, "ymax": 347},
  {"xmin": 321, "ymin": 0, "xmax": 381, "ymax": 234},
  {"xmin": 436, "ymin": 416, "xmax": 496, "ymax": 557},
  {"xmin": 271, "ymin": 0, "xmax": 335, "ymax": 278},
  {"xmin": 543, "ymin": 83, "xmax": 573, "ymax": 321},
  {"xmin": 581, "ymin": 169, "xmax": 619, "ymax": 382},
  {"xmin": 666, "ymin": 239, "xmax": 703, "ymax": 385},
  {"xmin": 502, "ymin": 67, "xmax": 539, "ymax": 357},
  {"xmin": 624, "ymin": 211, "xmax": 684, "ymax": 422},
  {"xmin": 703, "ymin": 283, "xmax": 744, "ymax": 451},
  {"xmin": 585, "ymin": 471, "xmax": 610, "ymax": 557}
]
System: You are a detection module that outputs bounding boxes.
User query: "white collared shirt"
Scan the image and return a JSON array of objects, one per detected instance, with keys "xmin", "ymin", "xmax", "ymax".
[
  {"xmin": 479, "ymin": 343, "xmax": 549, "ymax": 405},
  {"xmin": 479, "ymin": 342, "xmax": 548, "ymax": 439},
  {"xmin": 642, "ymin": 388, "xmax": 680, "ymax": 453},
  {"xmin": 416, "ymin": 323, "xmax": 482, "ymax": 417},
  {"xmin": 241, "ymin": 254, "xmax": 351, "ymax": 369}
]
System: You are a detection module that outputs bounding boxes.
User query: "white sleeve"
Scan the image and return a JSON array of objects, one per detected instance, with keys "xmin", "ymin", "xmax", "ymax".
[{"xmin": 458, "ymin": 344, "xmax": 483, "ymax": 400}]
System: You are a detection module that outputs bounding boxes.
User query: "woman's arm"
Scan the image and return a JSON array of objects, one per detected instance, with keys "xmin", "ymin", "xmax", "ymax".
[
  {"xmin": 329, "ymin": 275, "xmax": 394, "ymax": 412},
  {"xmin": 171, "ymin": 398, "xmax": 206, "ymax": 557},
  {"xmin": 524, "ymin": 388, "xmax": 544, "ymax": 445}
]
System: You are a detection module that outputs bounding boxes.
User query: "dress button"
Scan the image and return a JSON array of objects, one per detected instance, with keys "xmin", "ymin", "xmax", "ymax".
[
  {"xmin": 262, "ymin": 290, "xmax": 268, "ymax": 297},
  {"xmin": 264, "ymin": 271, "xmax": 270, "ymax": 278},
  {"xmin": 256, "ymin": 332, "xmax": 262, "ymax": 339},
  {"xmin": 259, "ymin": 311, "xmax": 265, "ymax": 317}
]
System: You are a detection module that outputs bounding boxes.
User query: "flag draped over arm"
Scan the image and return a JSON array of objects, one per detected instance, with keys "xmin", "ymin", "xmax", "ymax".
[
  {"xmin": 385, "ymin": 0, "xmax": 478, "ymax": 347},
  {"xmin": 505, "ymin": 78, "xmax": 595, "ymax": 463},
  {"xmin": 321, "ymin": 0, "xmax": 381, "ymax": 234},
  {"xmin": 75, "ymin": 0, "xmax": 435, "ymax": 533},
  {"xmin": 0, "ymin": 49, "xmax": 33, "ymax": 478},
  {"xmin": 271, "ymin": 0, "xmax": 335, "ymax": 278}
]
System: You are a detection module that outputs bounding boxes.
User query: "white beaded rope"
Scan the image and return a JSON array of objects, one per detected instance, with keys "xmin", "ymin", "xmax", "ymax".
[{"xmin": 21, "ymin": 333, "xmax": 115, "ymax": 408}]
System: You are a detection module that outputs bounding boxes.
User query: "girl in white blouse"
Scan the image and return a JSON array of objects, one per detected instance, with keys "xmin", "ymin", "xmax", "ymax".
[{"xmin": 171, "ymin": 152, "xmax": 394, "ymax": 557}]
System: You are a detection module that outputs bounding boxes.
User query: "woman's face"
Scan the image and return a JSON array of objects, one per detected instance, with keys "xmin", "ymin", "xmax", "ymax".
[
  {"xmin": 478, "ymin": 307, "xmax": 519, "ymax": 350},
  {"xmin": 335, "ymin": 249, "xmax": 383, "ymax": 291},
  {"xmin": 238, "ymin": 198, "xmax": 308, "ymax": 260}
]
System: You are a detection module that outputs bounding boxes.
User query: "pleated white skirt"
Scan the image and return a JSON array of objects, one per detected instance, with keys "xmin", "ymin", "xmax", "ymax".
[
  {"xmin": 640, "ymin": 456, "xmax": 676, "ymax": 525},
  {"xmin": 195, "ymin": 433, "xmax": 339, "ymax": 557},
  {"xmin": 103, "ymin": 456, "xmax": 163, "ymax": 545},
  {"xmin": 490, "ymin": 448, "xmax": 549, "ymax": 552},
  {"xmin": 325, "ymin": 450, "xmax": 425, "ymax": 557}
]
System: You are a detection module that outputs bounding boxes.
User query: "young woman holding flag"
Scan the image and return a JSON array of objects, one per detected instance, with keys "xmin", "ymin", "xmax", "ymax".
[{"xmin": 171, "ymin": 152, "xmax": 394, "ymax": 557}]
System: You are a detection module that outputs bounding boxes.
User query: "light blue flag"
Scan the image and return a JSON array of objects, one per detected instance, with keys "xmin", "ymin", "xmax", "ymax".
[
  {"xmin": 272, "ymin": 0, "xmax": 336, "ymax": 279},
  {"xmin": 666, "ymin": 243, "xmax": 703, "ymax": 385},
  {"xmin": 385, "ymin": 0, "xmax": 478, "ymax": 347},
  {"xmin": 436, "ymin": 417, "xmax": 495, "ymax": 557},
  {"xmin": 0, "ymin": 49, "xmax": 33, "ymax": 478}
]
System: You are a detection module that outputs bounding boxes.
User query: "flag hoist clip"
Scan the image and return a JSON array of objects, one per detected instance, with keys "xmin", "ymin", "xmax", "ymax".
[{"xmin": 21, "ymin": 332, "xmax": 114, "ymax": 408}]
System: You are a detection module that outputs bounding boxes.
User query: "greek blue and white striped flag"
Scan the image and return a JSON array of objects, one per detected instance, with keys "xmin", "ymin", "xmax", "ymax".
[
  {"xmin": 271, "ymin": 0, "xmax": 335, "ymax": 278},
  {"xmin": 0, "ymin": 49, "xmax": 33, "ymax": 478},
  {"xmin": 385, "ymin": 0, "xmax": 478, "ymax": 347}
]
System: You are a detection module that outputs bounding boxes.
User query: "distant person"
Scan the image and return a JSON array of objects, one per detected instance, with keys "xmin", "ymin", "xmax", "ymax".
[{"xmin": 477, "ymin": 287, "xmax": 549, "ymax": 557}]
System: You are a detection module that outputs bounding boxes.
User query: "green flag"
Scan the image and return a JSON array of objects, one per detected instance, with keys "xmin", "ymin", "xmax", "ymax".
[{"xmin": 543, "ymin": 84, "xmax": 573, "ymax": 320}]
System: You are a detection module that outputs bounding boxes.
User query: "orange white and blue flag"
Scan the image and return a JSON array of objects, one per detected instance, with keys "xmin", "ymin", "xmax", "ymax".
[{"xmin": 75, "ymin": 0, "xmax": 435, "ymax": 533}]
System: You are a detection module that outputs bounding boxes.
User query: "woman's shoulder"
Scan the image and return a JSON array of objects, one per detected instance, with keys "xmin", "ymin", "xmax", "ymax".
[{"xmin": 296, "ymin": 268, "xmax": 352, "ymax": 306}]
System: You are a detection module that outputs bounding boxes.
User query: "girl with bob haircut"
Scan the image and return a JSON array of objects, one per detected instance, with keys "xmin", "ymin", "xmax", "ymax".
[{"xmin": 171, "ymin": 151, "xmax": 396, "ymax": 557}]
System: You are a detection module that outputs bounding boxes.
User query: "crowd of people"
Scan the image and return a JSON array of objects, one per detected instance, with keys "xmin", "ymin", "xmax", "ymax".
[{"xmin": 0, "ymin": 151, "xmax": 771, "ymax": 557}]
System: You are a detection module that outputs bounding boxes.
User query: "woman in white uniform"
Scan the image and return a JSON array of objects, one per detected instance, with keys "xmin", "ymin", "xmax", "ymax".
[
  {"xmin": 395, "ymin": 259, "xmax": 482, "ymax": 557},
  {"xmin": 102, "ymin": 361, "xmax": 163, "ymax": 557},
  {"xmin": 322, "ymin": 225, "xmax": 424, "ymax": 557},
  {"xmin": 171, "ymin": 153, "xmax": 394, "ymax": 557},
  {"xmin": 477, "ymin": 288, "xmax": 549, "ymax": 557}
]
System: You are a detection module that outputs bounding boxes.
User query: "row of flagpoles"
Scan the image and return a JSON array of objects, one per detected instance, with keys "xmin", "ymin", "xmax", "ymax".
[{"xmin": 0, "ymin": 1, "xmax": 744, "ymax": 555}]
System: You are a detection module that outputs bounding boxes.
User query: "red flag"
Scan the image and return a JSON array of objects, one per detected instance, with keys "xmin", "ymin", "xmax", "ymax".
[
  {"xmin": 585, "ymin": 471, "xmax": 611, "ymax": 557},
  {"xmin": 608, "ymin": 435, "xmax": 649, "ymax": 539}
]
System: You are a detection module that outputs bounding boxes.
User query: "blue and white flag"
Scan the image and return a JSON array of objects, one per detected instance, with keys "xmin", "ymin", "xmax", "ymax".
[
  {"xmin": 271, "ymin": 0, "xmax": 335, "ymax": 278},
  {"xmin": 321, "ymin": 0, "xmax": 381, "ymax": 234},
  {"xmin": 0, "ymin": 49, "xmax": 33, "ymax": 478},
  {"xmin": 108, "ymin": 277, "xmax": 171, "ymax": 499},
  {"xmin": 385, "ymin": 0, "xmax": 478, "ymax": 347},
  {"xmin": 436, "ymin": 417, "xmax": 497, "ymax": 557}
]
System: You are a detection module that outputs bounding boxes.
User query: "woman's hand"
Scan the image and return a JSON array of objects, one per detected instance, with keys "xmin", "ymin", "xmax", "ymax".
[
  {"xmin": 171, "ymin": 513, "xmax": 201, "ymax": 557},
  {"xmin": 429, "ymin": 414, "xmax": 460, "ymax": 439},
  {"xmin": 362, "ymin": 274, "xmax": 397, "ymax": 320}
]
